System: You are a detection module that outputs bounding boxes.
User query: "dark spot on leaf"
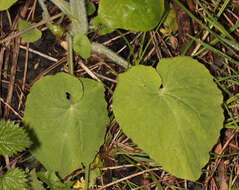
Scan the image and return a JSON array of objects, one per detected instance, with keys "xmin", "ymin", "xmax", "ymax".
[
  {"xmin": 65, "ymin": 92, "xmax": 71, "ymax": 100},
  {"xmin": 158, "ymin": 84, "xmax": 164, "ymax": 95}
]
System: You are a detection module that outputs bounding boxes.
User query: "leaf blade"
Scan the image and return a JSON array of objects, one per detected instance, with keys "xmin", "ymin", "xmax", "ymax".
[
  {"xmin": 112, "ymin": 57, "xmax": 224, "ymax": 180},
  {"xmin": 23, "ymin": 73, "xmax": 108, "ymax": 177}
]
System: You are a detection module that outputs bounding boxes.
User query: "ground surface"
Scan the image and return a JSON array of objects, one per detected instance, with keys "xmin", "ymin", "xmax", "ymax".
[{"xmin": 0, "ymin": 0, "xmax": 239, "ymax": 189}]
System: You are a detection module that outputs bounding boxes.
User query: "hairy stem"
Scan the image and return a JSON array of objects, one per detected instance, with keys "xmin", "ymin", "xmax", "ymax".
[
  {"xmin": 91, "ymin": 42, "xmax": 130, "ymax": 69},
  {"xmin": 70, "ymin": 0, "xmax": 88, "ymax": 35}
]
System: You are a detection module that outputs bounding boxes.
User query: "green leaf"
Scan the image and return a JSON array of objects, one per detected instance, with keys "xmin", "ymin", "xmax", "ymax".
[
  {"xmin": 19, "ymin": 20, "xmax": 42, "ymax": 42},
  {"xmin": 0, "ymin": 168, "xmax": 29, "ymax": 190},
  {"xmin": 97, "ymin": 0, "xmax": 165, "ymax": 32},
  {"xmin": 112, "ymin": 56, "xmax": 224, "ymax": 181},
  {"xmin": 23, "ymin": 72, "xmax": 108, "ymax": 177},
  {"xmin": 29, "ymin": 169, "xmax": 44, "ymax": 190},
  {"xmin": 0, "ymin": 120, "xmax": 32, "ymax": 156},
  {"xmin": 73, "ymin": 34, "xmax": 91, "ymax": 59},
  {"xmin": 0, "ymin": 0, "xmax": 17, "ymax": 11},
  {"xmin": 37, "ymin": 171, "xmax": 72, "ymax": 190}
]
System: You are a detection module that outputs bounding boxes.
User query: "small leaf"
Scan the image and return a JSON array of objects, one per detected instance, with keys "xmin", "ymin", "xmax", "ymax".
[
  {"xmin": 97, "ymin": 0, "xmax": 165, "ymax": 31},
  {"xmin": 24, "ymin": 72, "xmax": 108, "ymax": 177},
  {"xmin": 0, "ymin": 120, "xmax": 32, "ymax": 156},
  {"xmin": 73, "ymin": 34, "xmax": 91, "ymax": 59},
  {"xmin": 0, "ymin": 168, "xmax": 29, "ymax": 190},
  {"xmin": 0, "ymin": 0, "xmax": 17, "ymax": 11},
  {"xmin": 19, "ymin": 20, "xmax": 42, "ymax": 42},
  {"xmin": 113, "ymin": 56, "xmax": 224, "ymax": 181}
]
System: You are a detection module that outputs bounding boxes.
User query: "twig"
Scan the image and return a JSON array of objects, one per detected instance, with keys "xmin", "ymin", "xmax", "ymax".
[
  {"xmin": 94, "ymin": 72, "xmax": 117, "ymax": 83},
  {"xmin": 0, "ymin": 48, "xmax": 5, "ymax": 117},
  {"xmin": 31, "ymin": 57, "xmax": 67, "ymax": 85},
  {"xmin": 97, "ymin": 168, "xmax": 161, "ymax": 190},
  {"xmin": 205, "ymin": 131, "xmax": 238, "ymax": 186},
  {"xmin": 4, "ymin": 155, "xmax": 10, "ymax": 170},
  {"xmin": 4, "ymin": 37, "xmax": 20, "ymax": 118},
  {"xmin": 100, "ymin": 163, "xmax": 144, "ymax": 171},
  {"xmin": 18, "ymin": 43, "xmax": 29, "ymax": 110},
  {"xmin": 78, "ymin": 61, "xmax": 101, "ymax": 82},
  {"xmin": 0, "ymin": 98, "xmax": 23, "ymax": 119},
  {"xmin": 20, "ymin": 45, "xmax": 58, "ymax": 62}
]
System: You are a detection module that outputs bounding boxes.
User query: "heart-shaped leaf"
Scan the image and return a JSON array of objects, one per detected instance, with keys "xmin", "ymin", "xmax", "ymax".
[
  {"xmin": 97, "ymin": 0, "xmax": 165, "ymax": 32},
  {"xmin": 112, "ymin": 57, "xmax": 224, "ymax": 180},
  {"xmin": 73, "ymin": 34, "xmax": 91, "ymax": 59},
  {"xmin": 24, "ymin": 72, "xmax": 108, "ymax": 177}
]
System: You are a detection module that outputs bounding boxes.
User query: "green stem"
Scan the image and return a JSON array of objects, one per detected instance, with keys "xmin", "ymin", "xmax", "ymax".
[
  {"xmin": 84, "ymin": 164, "xmax": 90, "ymax": 190},
  {"xmin": 91, "ymin": 42, "xmax": 130, "ymax": 69},
  {"xmin": 66, "ymin": 33, "xmax": 74, "ymax": 75},
  {"xmin": 70, "ymin": 0, "xmax": 88, "ymax": 35}
]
